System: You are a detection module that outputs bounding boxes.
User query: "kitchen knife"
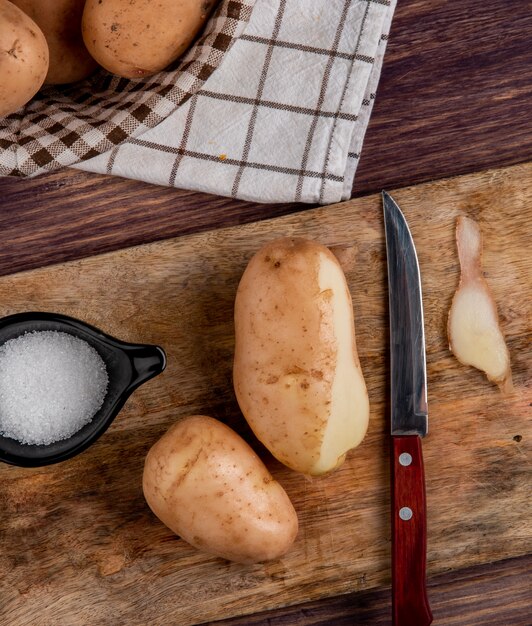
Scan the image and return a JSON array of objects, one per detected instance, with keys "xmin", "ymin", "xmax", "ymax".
[{"xmin": 382, "ymin": 191, "xmax": 433, "ymax": 626}]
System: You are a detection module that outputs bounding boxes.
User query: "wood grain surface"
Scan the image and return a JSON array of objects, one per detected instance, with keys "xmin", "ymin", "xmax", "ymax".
[
  {"xmin": 207, "ymin": 554, "xmax": 532, "ymax": 625},
  {"xmin": 1, "ymin": 0, "xmax": 531, "ymax": 279},
  {"xmin": 1, "ymin": 164, "xmax": 530, "ymax": 625}
]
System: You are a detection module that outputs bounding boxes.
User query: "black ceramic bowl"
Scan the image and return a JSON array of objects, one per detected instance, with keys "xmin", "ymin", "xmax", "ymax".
[{"xmin": 0, "ymin": 312, "xmax": 166, "ymax": 467}]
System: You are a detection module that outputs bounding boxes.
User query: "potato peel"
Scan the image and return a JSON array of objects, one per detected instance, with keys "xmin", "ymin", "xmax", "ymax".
[{"xmin": 448, "ymin": 216, "xmax": 512, "ymax": 393}]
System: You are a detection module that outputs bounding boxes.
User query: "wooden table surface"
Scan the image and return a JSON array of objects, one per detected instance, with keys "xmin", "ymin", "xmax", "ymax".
[{"xmin": 1, "ymin": 1, "xmax": 531, "ymax": 624}]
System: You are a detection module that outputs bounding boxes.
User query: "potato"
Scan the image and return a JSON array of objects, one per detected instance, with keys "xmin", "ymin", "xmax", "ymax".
[
  {"xmin": 143, "ymin": 415, "xmax": 298, "ymax": 564},
  {"xmin": 0, "ymin": 0, "xmax": 48, "ymax": 117},
  {"xmin": 12, "ymin": 0, "xmax": 98, "ymax": 84},
  {"xmin": 233, "ymin": 237, "xmax": 370, "ymax": 476},
  {"xmin": 82, "ymin": 0, "xmax": 217, "ymax": 79}
]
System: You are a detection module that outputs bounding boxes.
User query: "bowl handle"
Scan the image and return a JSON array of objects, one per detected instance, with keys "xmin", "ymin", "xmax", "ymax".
[{"xmin": 126, "ymin": 344, "xmax": 167, "ymax": 389}]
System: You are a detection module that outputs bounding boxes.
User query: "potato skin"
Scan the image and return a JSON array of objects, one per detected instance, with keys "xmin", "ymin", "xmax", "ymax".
[
  {"xmin": 0, "ymin": 0, "xmax": 49, "ymax": 117},
  {"xmin": 143, "ymin": 415, "xmax": 298, "ymax": 564},
  {"xmin": 12, "ymin": 0, "xmax": 98, "ymax": 85},
  {"xmin": 82, "ymin": 0, "xmax": 217, "ymax": 79},
  {"xmin": 233, "ymin": 237, "xmax": 369, "ymax": 476}
]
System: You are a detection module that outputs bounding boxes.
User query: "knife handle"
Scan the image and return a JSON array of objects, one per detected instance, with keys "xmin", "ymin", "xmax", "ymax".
[{"xmin": 392, "ymin": 435, "xmax": 432, "ymax": 626}]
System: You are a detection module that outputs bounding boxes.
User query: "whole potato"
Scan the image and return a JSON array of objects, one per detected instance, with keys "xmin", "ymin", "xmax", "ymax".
[
  {"xmin": 143, "ymin": 415, "xmax": 298, "ymax": 564},
  {"xmin": 233, "ymin": 237, "xmax": 370, "ymax": 476},
  {"xmin": 82, "ymin": 0, "xmax": 217, "ymax": 79},
  {"xmin": 0, "ymin": 0, "xmax": 49, "ymax": 117},
  {"xmin": 12, "ymin": 0, "xmax": 99, "ymax": 84}
]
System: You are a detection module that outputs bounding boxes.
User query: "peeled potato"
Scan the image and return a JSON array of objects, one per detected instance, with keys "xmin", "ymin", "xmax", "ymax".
[
  {"xmin": 143, "ymin": 415, "xmax": 298, "ymax": 564},
  {"xmin": 82, "ymin": 0, "xmax": 217, "ymax": 79},
  {"xmin": 12, "ymin": 0, "xmax": 99, "ymax": 84},
  {"xmin": 0, "ymin": 0, "xmax": 49, "ymax": 117},
  {"xmin": 233, "ymin": 237, "xmax": 370, "ymax": 476},
  {"xmin": 448, "ymin": 216, "xmax": 512, "ymax": 392}
]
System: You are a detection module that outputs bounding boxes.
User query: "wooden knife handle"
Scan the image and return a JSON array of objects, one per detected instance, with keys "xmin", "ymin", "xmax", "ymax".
[{"xmin": 392, "ymin": 435, "xmax": 433, "ymax": 626}]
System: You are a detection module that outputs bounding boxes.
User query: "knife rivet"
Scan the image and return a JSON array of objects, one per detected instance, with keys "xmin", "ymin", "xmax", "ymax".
[
  {"xmin": 399, "ymin": 507, "xmax": 413, "ymax": 521},
  {"xmin": 399, "ymin": 452, "xmax": 412, "ymax": 467}
]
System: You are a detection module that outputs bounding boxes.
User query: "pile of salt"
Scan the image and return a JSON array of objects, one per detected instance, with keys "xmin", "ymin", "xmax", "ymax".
[{"xmin": 0, "ymin": 331, "xmax": 108, "ymax": 445}]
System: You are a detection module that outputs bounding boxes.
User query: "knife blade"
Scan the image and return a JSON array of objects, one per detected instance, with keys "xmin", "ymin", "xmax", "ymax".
[{"xmin": 382, "ymin": 191, "xmax": 433, "ymax": 626}]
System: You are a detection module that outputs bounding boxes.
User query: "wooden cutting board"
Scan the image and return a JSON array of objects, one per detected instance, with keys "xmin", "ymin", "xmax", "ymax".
[{"xmin": 1, "ymin": 163, "xmax": 530, "ymax": 626}]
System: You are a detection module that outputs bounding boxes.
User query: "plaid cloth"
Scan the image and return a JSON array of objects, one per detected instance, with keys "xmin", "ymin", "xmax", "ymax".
[
  {"xmin": 0, "ymin": 0, "xmax": 254, "ymax": 177},
  {"xmin": 1, "ymin": 0, "xmax": 396, "ymax": 205}
]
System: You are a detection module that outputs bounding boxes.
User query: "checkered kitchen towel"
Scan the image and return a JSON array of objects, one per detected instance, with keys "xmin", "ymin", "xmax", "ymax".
[
  {"xmin": 1, "ymin": 0, "xmax": 396, "ymax": 205},
  {"xmin": 0, "ymin": 1, "xmax": 253, "ymax": 176}
]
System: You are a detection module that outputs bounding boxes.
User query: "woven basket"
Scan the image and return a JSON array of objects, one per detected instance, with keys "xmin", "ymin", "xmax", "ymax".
[{"xmin": 0, "ymin": 0, "xmax": 254, "ymax": 177}]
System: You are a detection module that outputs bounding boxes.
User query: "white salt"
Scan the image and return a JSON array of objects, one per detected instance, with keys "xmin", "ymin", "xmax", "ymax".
[{"xmin": 0, "ymin": 331, "xmax": 108, "ymax": 445}]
